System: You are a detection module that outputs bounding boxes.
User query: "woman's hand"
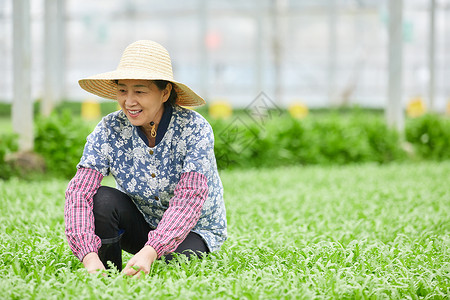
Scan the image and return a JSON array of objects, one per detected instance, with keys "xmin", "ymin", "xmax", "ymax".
[
  {"xmin": 82, "ymin": 252, "xmax": 106, "ymax": 274},
  {"xmin": 123, "ymin": 245, "xmax": 157, "ymax": 278}
]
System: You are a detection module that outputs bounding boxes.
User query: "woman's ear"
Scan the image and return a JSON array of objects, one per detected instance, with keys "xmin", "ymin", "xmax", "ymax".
[{"xmin": 162, "ymin": 82, "xmax": 172, "ymax": 102}]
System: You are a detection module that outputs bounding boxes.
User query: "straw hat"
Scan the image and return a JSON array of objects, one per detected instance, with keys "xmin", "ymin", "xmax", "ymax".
[{"xmin": 78, "ymin": 40, "xmax": 205, "ymax": 107}]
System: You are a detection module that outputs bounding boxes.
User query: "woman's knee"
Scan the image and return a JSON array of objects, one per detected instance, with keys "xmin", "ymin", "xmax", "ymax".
[
  {"xmin": 93, "ymin": 186, "xmax": 126, "ymax": 216},
  {"xmin": 92, "ymin": 186, "xmax": 131, "ymax": 238}
]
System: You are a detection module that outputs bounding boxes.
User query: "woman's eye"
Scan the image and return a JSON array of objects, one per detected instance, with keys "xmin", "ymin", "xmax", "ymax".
[{"xmin": 118, "ymin": 89, "xmax": 127, "ymax": 93}]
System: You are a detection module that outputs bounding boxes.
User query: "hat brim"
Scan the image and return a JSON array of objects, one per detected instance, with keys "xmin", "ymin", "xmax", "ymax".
[{"xmin": 78, "ymin": 69, "xmax": 206, "ymax": 107}]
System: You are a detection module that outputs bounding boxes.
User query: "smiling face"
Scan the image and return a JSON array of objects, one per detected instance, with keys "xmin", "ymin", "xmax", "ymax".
[{"xmin": 116, "ymin": 79, "xmax": 171, "ymax": 130}]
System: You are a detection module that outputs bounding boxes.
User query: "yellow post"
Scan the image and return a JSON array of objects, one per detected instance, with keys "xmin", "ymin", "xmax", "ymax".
[
  {"xmin": 288, "ymin": 101, "xmax": 309, "ymax": 119},
  {"xmin": 209, "ymin": 100, "xmax": 232, "ymax": 120},
  {"xmin": 446, "ymin": 99, "xmax": 450, "ymax": 116},
  {"xmin": 406, "ymin": 96, "xmax": 426, "ymax": 118},
  {"xmin": 81, "ymin": 99, "xmax": 101, "ymax": 120}
]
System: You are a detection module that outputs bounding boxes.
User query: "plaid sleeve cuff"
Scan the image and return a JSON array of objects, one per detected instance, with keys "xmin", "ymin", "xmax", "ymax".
[{"xmin": 64, "ymin": 168, "xmax": 104, "ymax": 261}]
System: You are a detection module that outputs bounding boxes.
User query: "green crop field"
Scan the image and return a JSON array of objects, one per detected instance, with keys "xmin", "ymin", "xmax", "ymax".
[
  {"xmin": 1, "ymin": 162, "xmax": 449, "ymax": 299},
  {"xmin": 0, "ymin": 117, "xmax": 12, "ymax": 134}
]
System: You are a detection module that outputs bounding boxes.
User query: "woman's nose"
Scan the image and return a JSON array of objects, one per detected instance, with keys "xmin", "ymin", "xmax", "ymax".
[{"xmin": 124, "ymin": 93, "xmax": 137, "ymax": 106}]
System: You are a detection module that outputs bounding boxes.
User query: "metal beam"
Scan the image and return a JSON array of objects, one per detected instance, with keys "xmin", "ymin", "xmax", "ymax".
[
  {"xmin": 272, "ymin": 0, "xmax": 287, "ymax": 105},
  {"xmin": 43, "ymin": 0, "xmax": 65, "ymax": 116},
  {"xmin": 198, "ymin": 0, "xmax": 208, "ymax": 100},
  {"xmin": 428, "ymin": 0, "xmax": 436, "ymax": 111},
  {"xmin": 43, "ymin": 0, "xmax": 57, "ymax": 116},
  {"xmin": 12, "ymin": 0, "xmax": 33, "ymax": 151},
  {"xmin": 386, "ymin": 0, "xmax": 404, "ymax": 132},
  {"xmin": 107, "ymin": 6, "xmax": 378, "ymax": 20},
  {"xmin": 56, "ymin": 0, "xmax": 66, "ymax": 102},
  {"xmin": 446, "ymin": 2, "xmax": 450, "ymax": 105},
  {"xmin": 328, "ymin": 0, "xmax": 337, "ymax": 106},
  {"xmin": 255, "ymin": 2, "xmax": 264, "ymax": 96}
]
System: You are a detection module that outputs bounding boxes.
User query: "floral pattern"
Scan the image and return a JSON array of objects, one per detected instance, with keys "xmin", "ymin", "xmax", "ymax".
[{"xmin": 78, "ymin": 106, "xmax": 227, "ymax": 252}]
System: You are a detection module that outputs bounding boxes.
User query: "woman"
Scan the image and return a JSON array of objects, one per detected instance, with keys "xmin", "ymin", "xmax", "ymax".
[{"xmin": 64, "ymin": 40, "xmax": 227, "ymax": 277}]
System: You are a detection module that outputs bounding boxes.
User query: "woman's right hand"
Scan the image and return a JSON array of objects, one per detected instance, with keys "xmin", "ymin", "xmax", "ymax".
[{"xmin": 82, "ymin": 252, "xmax": 106, "ymax": 274}]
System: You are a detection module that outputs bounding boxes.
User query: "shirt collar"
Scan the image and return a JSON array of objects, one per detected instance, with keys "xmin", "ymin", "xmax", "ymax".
[{"xmin": 136, "ymin": 102, "xmax": 174, "ymax": 146}]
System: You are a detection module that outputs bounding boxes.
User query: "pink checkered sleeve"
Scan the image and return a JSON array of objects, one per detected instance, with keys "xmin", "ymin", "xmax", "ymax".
[
  {"xmin": 64, "ymin": 167, "xmax": 103, "ymax": 261},
  {"xmin": 146, "ymin": 171, "xmax": 208, "ymax": 258}
]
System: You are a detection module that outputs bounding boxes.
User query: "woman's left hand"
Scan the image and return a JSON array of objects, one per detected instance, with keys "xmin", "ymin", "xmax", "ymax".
[{"xmin": 123, "ymin": 245, "xmax": 158, "ymax": 278}]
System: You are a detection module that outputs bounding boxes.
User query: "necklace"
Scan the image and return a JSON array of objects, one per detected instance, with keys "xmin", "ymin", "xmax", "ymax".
[
  {"xmin": 148, "ymin": 105, "xmax": 164, "ymax": 138},
  {"xmin": 149, "ymin": 121, "xmax": 157, "ymax": 138}
]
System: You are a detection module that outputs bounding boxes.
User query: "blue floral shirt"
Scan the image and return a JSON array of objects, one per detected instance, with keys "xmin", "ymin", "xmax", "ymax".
[{"xmin": 77, "ymin": 105, "xmax": 227, "ymax": 252}]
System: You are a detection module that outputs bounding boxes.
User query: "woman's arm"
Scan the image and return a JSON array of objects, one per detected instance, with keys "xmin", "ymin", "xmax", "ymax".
[
  {"xmin": 146, "ymin": 171, "xmax": 208, "ymax": 258},
  {"xmin": 122, "ymin": 171, "xmax": 207, "ymax": 276},
  {"xmin": 64, "ymin": 168, "xmax": 104, "ymax": 262},
  {"xmin": 143, "ymin": 113, "xmax": 215, "ymax": 258}
]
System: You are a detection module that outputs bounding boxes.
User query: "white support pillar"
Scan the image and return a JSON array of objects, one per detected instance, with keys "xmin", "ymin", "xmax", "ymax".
[
  {"xmin": 386, "ymin": 0, "xmax": 404, "ymax": 132},
  {"xmin": 198, "ymin": 0, "xmax": 208, "ymax": 101},
  {"xmin": 255, "ymin": 2, "xmax": 264, "ymax": 96},
  {"xmin": 43, "ymin": 0, "xmax": 65, "ymax": 116},
  {"xmin": 328, "ymin": 0, "xmax": 337, "ymax": 106},
  {"xmin": 428, "ymin": 0, "xmax": 436, "ymax": 111},
  {"xmin": 272, "ymin": 0, "xmax": 287, "ymax": 105},
  {"xmin": 445, "ymin": 2, "xmax": 450, "ymax": 105},
  {"xmin": 12, "ymin": 0, "xmax": 33, "ymax": 152},
  {"xmin": 43, "ymin": 0, "xmax": 58, "ymax": 116},
  {"xmin": 56, "ymin": 0, "xmax": 66, "ymax": 103}
]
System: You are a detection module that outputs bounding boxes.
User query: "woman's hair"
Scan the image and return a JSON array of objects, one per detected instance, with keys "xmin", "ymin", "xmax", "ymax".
[
  {"xmin": 113, "ymin": 80, "xmax": 177, "ymax": 106},
  {"xmin": 153, "ymin": 80, "xmax": 177, "ymax": 107}
]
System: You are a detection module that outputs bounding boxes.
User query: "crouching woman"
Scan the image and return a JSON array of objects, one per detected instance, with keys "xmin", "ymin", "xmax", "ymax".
[{"xmin": 64, "ymin": 40, "xmax": 227, "ymax": 277}]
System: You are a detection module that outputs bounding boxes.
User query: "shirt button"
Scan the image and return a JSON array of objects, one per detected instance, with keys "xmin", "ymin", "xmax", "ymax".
[
  {"xmin": 154, "ymin": 196, "xmax": 159, "ymax": 200},
  {"xmin": 151, "ymin": 173, "xmax": 156, "ymax": 178},
  {"xmin": 149, "ymin": 150, "xmax": 154, "ymax": 155}
]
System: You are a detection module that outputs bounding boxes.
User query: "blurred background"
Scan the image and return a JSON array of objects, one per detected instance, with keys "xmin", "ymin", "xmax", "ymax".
[
  {"xmin": 1, "ymin": 0, "xmax": 449, "ymax": 178},
  {"xmin": 1, "ymin": 0, "xmax": 449, "ymax": 110}
]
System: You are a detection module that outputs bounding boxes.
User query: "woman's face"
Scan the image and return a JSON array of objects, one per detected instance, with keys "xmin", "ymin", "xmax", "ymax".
[{"xmin": 116, "ymin": 79, "xmax": 170, "ymax": 127}]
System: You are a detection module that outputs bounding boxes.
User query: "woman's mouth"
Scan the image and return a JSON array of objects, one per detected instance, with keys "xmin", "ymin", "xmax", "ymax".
[{"xmin": 127, "ymin": 109, "xmax": 142, "ymax": 118}]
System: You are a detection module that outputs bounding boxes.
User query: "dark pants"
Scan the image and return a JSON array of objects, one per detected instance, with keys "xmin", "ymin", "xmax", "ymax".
[{"xmin": 93, "ymin": 186, "xmax": 209, "ymax": 271}]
